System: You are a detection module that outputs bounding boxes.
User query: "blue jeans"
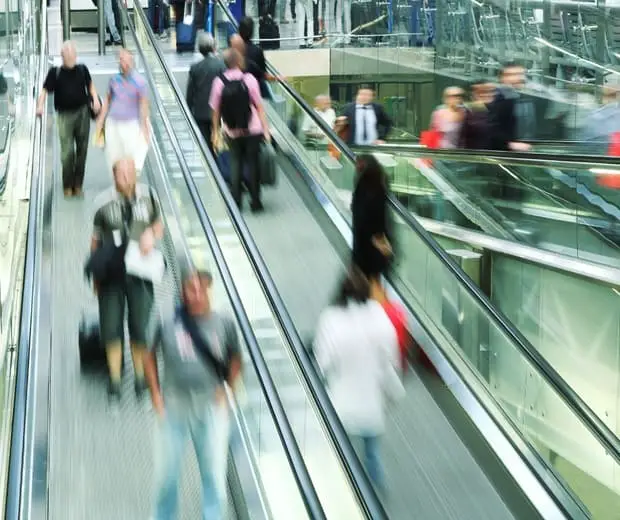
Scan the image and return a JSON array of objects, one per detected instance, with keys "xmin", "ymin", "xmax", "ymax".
[
  {"xmin": 152, "ymin": 403, "xmax": 229, "ymax": 520},
  {"xmin": 351, "ymin": 434, "xmax": 384, "ymax": 490}
]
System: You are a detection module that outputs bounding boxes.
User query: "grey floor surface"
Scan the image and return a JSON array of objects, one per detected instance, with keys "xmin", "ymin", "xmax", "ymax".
[{"xmin": 45, "ymin": 119, "xmax": 237, "ymax": 520}]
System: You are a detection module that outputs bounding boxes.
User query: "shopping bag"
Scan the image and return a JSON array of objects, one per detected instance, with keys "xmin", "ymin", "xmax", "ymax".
[{"xmin": 420, "ymin": 129, "xmax": 441, "ymax": 166}]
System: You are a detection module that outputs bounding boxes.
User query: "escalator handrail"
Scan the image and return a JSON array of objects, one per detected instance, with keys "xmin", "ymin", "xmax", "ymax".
[
  {"xmin": 5, "ymin": 3, "xmax": 49, "ymax": 518},
  {"xmin": 130, "ymin": 5, "xmax": 389, "ymax": 519},
  {"xmin": 119, "ymin": 5, "xmax": 328, "ymax": 519},
  {"xmin": 353, "ymin": 142, "xmax": 620, "ymax": 169},
  {"xmin": 216, "ymin": 0, "xmax": 620, "ymax": 466}
]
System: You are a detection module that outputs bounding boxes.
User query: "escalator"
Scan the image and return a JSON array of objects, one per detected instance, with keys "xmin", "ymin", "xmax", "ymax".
[
  {"xmin": 133, "ymin": 2, "xmax": 620, "ymax": 519},
  {"xmin": 4, "ymin": 7, "xmax": 387, "ymax": 520}
]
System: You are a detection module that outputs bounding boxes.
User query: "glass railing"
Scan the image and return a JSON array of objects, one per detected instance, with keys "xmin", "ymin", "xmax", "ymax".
[
  {"xmin": 350, "ymin": 143, "xmax": 620, "ymax": 268},
  {"xmin": 123, "ymin": 4, "xmax": 384, "ymax": 519},
  {"xmin": 3, "ymin": 0, "xmax": 48, "ymax": 518},
  {"xmin": 210, "ymin": 4, "xmax": 620, "ymax": 515}
]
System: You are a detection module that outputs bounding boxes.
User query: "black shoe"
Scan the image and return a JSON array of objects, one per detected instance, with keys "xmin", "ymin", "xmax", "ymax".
[
  {"xmin": 108, "ymin": 379, "xmax": 121, "ymax": 402},
  {"xmin": 135, "ymin": 377, "xmax": 147, "ymax": 399},
  {"xmin": 250, "ymin": 201, "xmax": 264, "ymax": 213}
]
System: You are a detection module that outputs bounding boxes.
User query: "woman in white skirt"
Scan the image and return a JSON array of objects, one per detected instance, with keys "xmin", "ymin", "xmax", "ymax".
[{"xmin": 96, "ymin": 49, "xmax": 150, "ymax": 174}]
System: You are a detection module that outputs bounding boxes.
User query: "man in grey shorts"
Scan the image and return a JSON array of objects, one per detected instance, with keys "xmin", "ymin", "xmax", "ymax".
[
  {"xmin": 91, "ymin": 157, "xmax": 164, "ymax": 403},
  {"xmin": 144, "ymin": 269, "xmax": 242, "ymax": 520}
]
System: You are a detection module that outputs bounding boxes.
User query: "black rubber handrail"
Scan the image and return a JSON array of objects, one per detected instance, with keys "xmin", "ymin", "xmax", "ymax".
[
  {"xmin": 215, "ymin": 0, "xmax": 620, "ymax": 466},
  {"xmin": 5, "ymin": 3, "xmax": 48, "ymax": 517},
  {"xmin": 353, "ymin": 142, "xmax": 620, "ymax": 168},
  {"xmin": 118, "ymin": 5, "xmax": 329, "ymax": 519},
  {"xmin": 129, "ymin": 4, "xmax": 388, "ymax": 519}
]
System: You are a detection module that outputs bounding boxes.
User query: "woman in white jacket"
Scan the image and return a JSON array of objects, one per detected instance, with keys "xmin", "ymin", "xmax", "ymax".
[{"xmin": 314, "ymin": 267, "xmax": 404, "ymax": 491}]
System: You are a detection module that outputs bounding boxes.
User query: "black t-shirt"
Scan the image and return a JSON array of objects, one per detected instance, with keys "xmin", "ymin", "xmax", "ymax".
[
  {"xmin": 42, "ymin": 64, "xmax": 91, "ymax": 112},
  {"xmin": 244, "ymin": 42, "xmax": 266, "ymax": 83}
]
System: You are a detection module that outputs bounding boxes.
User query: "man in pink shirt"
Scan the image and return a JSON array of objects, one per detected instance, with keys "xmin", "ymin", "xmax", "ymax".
[{"xmin": 209, "ymin": 48, "xmax": 270, "ymax": 212}]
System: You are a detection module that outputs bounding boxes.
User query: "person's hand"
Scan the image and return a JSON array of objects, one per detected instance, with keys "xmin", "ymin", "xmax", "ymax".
[
  {"xmin": 139, "ymin": 227, "xmax": 155, "ymax": 255},
  {"xmin": 215, "ymin": 385, "xmax": 227, "ymax": 407},
  {"xmin": 372, "ymin": 234, "xmax": 393, "ymax": 257},
  {"xmin": 152, "ymin": 392, "xmax": 165, "ymax": 417},
  {"xmin": 92, "ymin": 96, "xmax": 101, "ymax": 114},
  {"xmin": 374, "ymin": 139, "xmax": 386, "ymax": 145},
  {"xmin": 264, "ymin": 131, "xmax": 271, "ymax": 143},
  {"xmin": 508, "ymin": 141, "xmax": 531, "ymax": 152},
  {"xmin": 36, "ymin": 103, "xmax": 44, "ymax": 117}
]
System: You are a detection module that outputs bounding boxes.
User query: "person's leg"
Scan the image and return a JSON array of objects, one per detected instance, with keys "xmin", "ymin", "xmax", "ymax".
[
  {"xmin": 335, "ymin": 0, "xmax": 342, "ymax": 33},
  {"xmin": 104, "ymin": 118, "xmax": 123, "ymax": 172},
  {"xmin": 73, "ymin": 106, "xmax": 91, "ymax": 195},
  {"xmin": 246, "ymin": 136, "xmax": 262, "ymax": 210},
  {"xmin": 228, "ymin": 137, "xmax": 244, "ymax": 208},
  {"xmin": 98, "ymin": 282, "xmax": 126, "ymax": 400},
  {"xmin": 57, "ymin": 112, "xmax": 77, "ymax": 195},
  {"xmin": 308, "ymin": 0, "xmax": 315, "ymax": 43},
  {"xmin": 104, "ymin": 0, "xmax": 122, "ymax": 43},
  {"xmin": 153, "ymin": 412, "xmax": 187, "ymax": 520},
  {"xmin": 191, "ymin": 403, "xmax": 229, "ymax": 520},
  {"xmin": 297, "ymin": 4, "xmax": 306, "ymax": 44},
  {"xmin": 343, "ymin": 0, "xmax": 351, "ymax": 39},
  {"xmin": 362, "ymin": 435, "xmax": 385, "ymax": 491},
  {"xmin": 126, "ymin": 275, "xmax": 154, "ymax": 397}
]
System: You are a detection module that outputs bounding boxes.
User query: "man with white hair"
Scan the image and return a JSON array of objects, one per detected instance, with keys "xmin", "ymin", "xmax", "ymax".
[
  {"xmin": 37, "ymin": 40, "xmax": 101, "ymax": 197},
  {"xmin": 186, "ymin": 33, "xmax": 225, "ymax": 154},
  {"xmin": 302, "ymin": 94, "xmax": 336, "ymax": 147}
]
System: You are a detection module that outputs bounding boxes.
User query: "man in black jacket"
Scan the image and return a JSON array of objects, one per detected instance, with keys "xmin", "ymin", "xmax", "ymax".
[
  {"xmin": 341, "ymin": 88, "xmax": 393, "ymax": 146},
  {"xmin": 487, "ymin": 63, "xmax": 532, "ymax": 152},
  {"xmin": 186, "ymin": 33, "xmax": 225, "ymax": 154}
]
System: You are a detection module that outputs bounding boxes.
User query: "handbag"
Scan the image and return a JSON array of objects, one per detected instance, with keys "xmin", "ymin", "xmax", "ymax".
[{"xmin": 176, "ymin": 305, "xmax": 230, "ymax": 381}]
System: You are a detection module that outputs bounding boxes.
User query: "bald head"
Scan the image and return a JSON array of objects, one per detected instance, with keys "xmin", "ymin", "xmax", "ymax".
[
  {"xmin": 119, "ymin": 48, "xmax": 133, "ymax": 75},
  {"xmin": 229, "ymin": 34, "xmax": 245, "ymax": 55},
  {"xmin": 61, "ymin": 40, "xmax": 77, "ymax": 68},
  {"xmin": 315, "ymin": 95, "xmax": 331, "ymax": 111},
  {"xmin": 223, "ymin": 48, "xmax": 243, "ymax": 70}
]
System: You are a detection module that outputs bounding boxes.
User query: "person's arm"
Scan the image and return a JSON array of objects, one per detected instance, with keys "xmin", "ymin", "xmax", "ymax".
[
  {"xmin": 139, "ymin": 188, "xmax": 165, "ymax": 254},
  {"xmin": 224, "ymin": 317, "xmax": 242, "ymax": 390},
  {"xmin": 36, "ymin": 67, "xmax": 55, "ymax": 116},
  {"xmin": 138, "ymin": 78, "xmax": 150, "ymax": 140},
  {"xmin": 96, "ymin": 82, "xmax": 112, "ymax": 129},
  {"xmin": 375, "ymin": 104, "xmax": 393, "ymax": 142},
  {"xmin": 82, "ymin": 65, "xmax": 101, "ymax": 112},
  {"xmin": 186, "ymin": 65, "xmax": 195, "ymax": 111}
]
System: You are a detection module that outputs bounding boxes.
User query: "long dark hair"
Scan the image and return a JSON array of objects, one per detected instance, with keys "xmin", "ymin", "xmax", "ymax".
[
  {"xmin": 332, "ymin": 266, "xmax": 370, "ymax": 307},
  {"xmin": 354, "ymin": 154, "xmax": 387, "ymax": 194}
]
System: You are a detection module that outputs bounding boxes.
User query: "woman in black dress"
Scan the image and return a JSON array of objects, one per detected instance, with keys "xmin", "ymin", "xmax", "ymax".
[{"xmin": 351, "ymin": 154, "xmax": 394, "ymax": 295}]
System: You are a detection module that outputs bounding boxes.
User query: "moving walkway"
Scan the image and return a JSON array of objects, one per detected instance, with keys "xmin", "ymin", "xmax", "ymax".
[
  {"xmin": 133, "ymin": 2, "xmax": 620, "ymax": 518},
  {"xmin": 3, "ymin": 6, "xmax": 387, "ymax": 520}
]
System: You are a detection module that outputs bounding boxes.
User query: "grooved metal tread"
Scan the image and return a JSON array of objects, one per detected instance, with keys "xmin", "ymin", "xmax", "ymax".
[{"xmin": 46, "ymin": 122, "xmax": 237, "ymax": 520}]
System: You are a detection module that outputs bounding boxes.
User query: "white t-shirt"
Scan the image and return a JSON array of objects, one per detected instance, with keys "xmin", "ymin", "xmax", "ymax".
[{"xmin": 314, "ymin": 300, "xmax": 402, "ymax": 436}]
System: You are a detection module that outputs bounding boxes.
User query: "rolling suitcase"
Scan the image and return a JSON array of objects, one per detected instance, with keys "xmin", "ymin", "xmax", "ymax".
[
  {"xmin": 176, "ymin": 0, "xmax": 197, "ymax": 53},
  {"xmin": 78, "ymin": 312, "xmax": 108, "ymax": 373}
]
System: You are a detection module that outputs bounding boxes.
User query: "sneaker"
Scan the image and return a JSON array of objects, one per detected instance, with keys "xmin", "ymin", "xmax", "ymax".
[
  {"xmin": 108, "ymin": 379, "xmax": 121, "ymax": 403},
  {"xmin": 159, "ymin": 30, "xmax": 170, "ymax": 40},
  {"xmin": 135, "ymin": 377, "xmax": 147, "ymax": 399}
]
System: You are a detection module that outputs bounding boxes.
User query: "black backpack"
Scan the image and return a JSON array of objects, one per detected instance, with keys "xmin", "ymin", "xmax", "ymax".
[{"xmin": 219, "ymin": 74, "xmax": 251, "ymax": 130}]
